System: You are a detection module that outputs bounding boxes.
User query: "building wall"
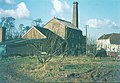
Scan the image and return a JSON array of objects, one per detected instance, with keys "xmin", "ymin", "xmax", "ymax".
[
  {"xmin": 5, "ymin": 38, "xmax": 65, "ymax": 56},
  {"xmin": 22, "ymin": 27, "xmax": 46, "ymax": 39},
  {"xmin": 109, "ymin": 44, "xmax": 120, "ymax": 52},
  {"xmin": 44, "ymin": 18, "xmax": 65, "ymax": 39},
  {"xmin": 97, "ymin": 39, "xmax": 120, "ymax": 56},
  {"xmin": 6, "ymin": 40, "xmax": 45, "ymax": 56},
  {"xmin": 107, "ymin": 44, "xmax": 120, "ymax": 57},
  {"xmin": 97, "ymin": 39, "xmax": 120, "ymax": 52},
  {"xmin": 97, "ymin": 39, "xmax": 110, "ymax": 51},
  {"xmin": 44, "ymin": 19, "xmax": 86, "ymax": 55},
  {"xmin": 66, "ymin": 27, "xmax": 85, "ymax": 55}
]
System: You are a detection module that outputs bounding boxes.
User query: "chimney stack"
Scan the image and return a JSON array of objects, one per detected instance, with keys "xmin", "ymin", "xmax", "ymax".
[{"xmin": 72, "ymin": 1, "xmax": 78, "ymax": 28}]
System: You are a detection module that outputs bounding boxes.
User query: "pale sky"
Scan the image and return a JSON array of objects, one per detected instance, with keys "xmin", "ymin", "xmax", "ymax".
[{"xmin": 0, "ymin": 0, "xmax": 120, "ymax": 39}]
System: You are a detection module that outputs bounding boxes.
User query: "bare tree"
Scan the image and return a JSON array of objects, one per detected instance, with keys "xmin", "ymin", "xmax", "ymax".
[
  {"xmin": 32, "ymin": 18, "xmax": 42, "ymax": 27},
  {"xmin": 19, "ymin": 24, "xmax": 25, "ymax": 36},
  {"xmin": 0, "ymin": 17, "xmax": 15, "ymax": 40},
  {"xmin": 28, "ymin": 30, "xmax": 66, "ymax": 65},
  {"xmin": 87, "ymin": 36, "xmax": 97, "ymax": 57},
  {"xmin": 28, "ymin": 24, "xmax": 85, "ymax": 65}
]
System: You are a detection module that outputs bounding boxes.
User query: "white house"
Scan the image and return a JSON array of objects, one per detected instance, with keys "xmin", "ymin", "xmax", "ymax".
[{"xmin": 97, "ymin": 33, "xmax": 120, "ymax": 56}]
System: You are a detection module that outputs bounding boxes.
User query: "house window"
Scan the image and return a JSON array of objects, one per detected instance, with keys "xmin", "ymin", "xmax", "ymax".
[{"xmin": 113, "ymin": 48, "xmax": 115, "ymax": 51}]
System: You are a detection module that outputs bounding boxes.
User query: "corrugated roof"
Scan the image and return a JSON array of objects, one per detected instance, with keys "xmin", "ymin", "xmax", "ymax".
[
  {"xmin": 0, "ymin": 39, "xmax": 24, "ymax": 45},
  {"xmin": 98, "ymin": 33, "xmax": 120, "ymax": 44},
  {"xmin": 0, "ymin": 38, "xmax": 47, "ymax": 46}
]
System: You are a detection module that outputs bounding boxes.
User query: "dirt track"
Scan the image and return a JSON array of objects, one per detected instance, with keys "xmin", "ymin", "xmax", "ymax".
[
  {"xmin": 65, "ymin": 65, "xmax": 120, "ymax": 82},
  {"xmin": 0, "ymin": 57, "xmax": 120, "ymax": 82}
]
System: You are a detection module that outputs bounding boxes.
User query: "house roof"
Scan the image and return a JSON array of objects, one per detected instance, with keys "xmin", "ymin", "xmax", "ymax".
[
  {"xmin": 44, "ymin": 17, "xmax": 81, "ymax": 31},
  {"xmin": 22, "ymin": 26, "xmax": 47, "ymax": 38},
  {"xmin": 98, "ymin": 34, "xmax": 112, "ymax": 40},
  {"xmin": 98, "ymin": 33, "xmax": 120, "ymax": 44},
  {"xmin": 0, "ymin": 38, "xmax": 47, "ymax": 47},
  {"xmin": 0, "ymin": 26, "xmax": 65, "ymax": 46},
  {"xmin": 22, "ymin": 26, "xmax": 65, "ymax": 40},
  {"xmin": 0, "ymin": 38, "xmax": 26, "ymax": 45},
  {"xmin": 32, "ymin": 26, "xmax": 62, "ymax": 39},
  {"xmin": 35, "ymin": 26, "xmax": 65, "ymax": 41},
  {"xmin": 56, "ymin": 17, "xmax": 81, "ymax": 31},
  {"xmin": 35, "ymin": 26, "xmax": 54, "ymax": 37},
  {"xmin": 22, "ymin": 26, "xmax": 57, "ymax": 39}
]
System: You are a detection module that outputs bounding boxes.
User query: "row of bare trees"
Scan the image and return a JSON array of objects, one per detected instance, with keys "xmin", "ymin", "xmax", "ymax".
[{"xmin": 0, "ymin": 17, "xmax": 43, "ymax": 40}]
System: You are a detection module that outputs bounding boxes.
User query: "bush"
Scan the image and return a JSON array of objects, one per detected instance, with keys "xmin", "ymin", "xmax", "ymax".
[{"xmin": 95, "ymin": 48, "xmax": 107, "ymax": 57}]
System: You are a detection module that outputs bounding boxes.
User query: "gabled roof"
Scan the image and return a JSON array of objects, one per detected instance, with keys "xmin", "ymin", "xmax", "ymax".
[
  {"xmin": 0, "ymin": 26, "xmax": 65, "ymax": 46},
  {"xmin": 56, "ymin": 18, "xmax": 81, "ymax": 30},
  {"xmin": 35, "ymin": 26, "xmax": 56, "ymax": 38},
  {"xmin": 44, "ymin": 17, "xmax": 81, "ymax": 31},
  {"xmin": 22, "ymin": 26, "xmax": 58, "ymax": 38},
  {"xmin": 98, "ymin": 33, "xmax": 120, "ymax": 44},
  {"xmin": 22, "ymin": 26, "xmax": 47, "ymax": 38},
  {"xmin": 22, "ymin": 26, "xmax": 64, "ymax": 40}
]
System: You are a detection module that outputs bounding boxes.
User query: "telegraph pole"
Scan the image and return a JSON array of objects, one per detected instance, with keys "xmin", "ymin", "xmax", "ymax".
[{"xmin": 85, "ymin": 25, "xmax": 88, "ymax": 55}]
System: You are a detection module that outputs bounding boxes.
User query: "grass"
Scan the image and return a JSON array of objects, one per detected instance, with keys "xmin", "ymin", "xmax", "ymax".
[{"xmin": 0, "ymin": 55, "xmax": 120, "ymax": 82}]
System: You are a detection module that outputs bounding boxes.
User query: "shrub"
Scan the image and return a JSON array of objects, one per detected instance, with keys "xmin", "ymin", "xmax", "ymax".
[{"xmin": 95, "ymin": 48, "xmax": 107, "ymax": 57}]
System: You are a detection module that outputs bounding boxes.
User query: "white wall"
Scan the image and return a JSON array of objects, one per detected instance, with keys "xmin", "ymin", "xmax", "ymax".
[
  {"xmin": 97, "ymin": 39, "xmax": 120, "ymax": 52},
  {"xmin": 97, "ymin": 39, "xmax": 110, "ymax": 50}
]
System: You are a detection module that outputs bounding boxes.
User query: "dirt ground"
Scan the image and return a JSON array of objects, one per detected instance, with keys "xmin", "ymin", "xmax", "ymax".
[{"xmin": 0, "ymin": 56, "xmax": 120, "ymax": 82}]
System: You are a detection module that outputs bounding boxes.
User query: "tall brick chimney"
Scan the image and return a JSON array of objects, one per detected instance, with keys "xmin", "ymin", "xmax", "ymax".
[
  {"xmin": 72, "ymin": 1, "xmax": 78, "ymax": 28},
  {"xmin": 0, "ymin": 27, "xmax": 6, "ymax": 42}
]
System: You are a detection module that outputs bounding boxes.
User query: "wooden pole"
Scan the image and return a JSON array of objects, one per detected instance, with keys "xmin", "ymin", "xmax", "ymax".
[{"xmin": 86, "ymin": 25, "xmax": 88, "ymax": 55}]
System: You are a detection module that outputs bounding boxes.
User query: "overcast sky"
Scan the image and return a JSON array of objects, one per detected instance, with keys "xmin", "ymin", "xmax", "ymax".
[{"xmin": 0, "ymin": 0, "xmax": 120, "ymax": 39}]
